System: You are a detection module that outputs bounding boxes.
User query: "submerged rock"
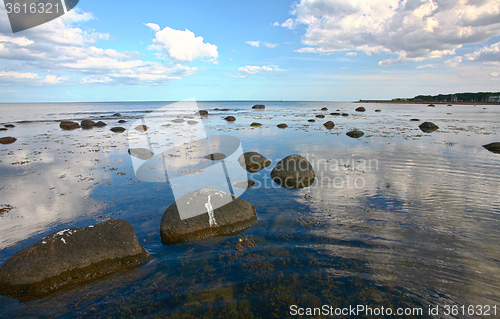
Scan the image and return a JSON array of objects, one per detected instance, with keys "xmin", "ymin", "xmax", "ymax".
[
  {"xmin": 112, "ymin": 113, "xmax": 121, "ymax": 117},
  {"xmin": 0, "ymin": 137, "xmax": 16, "ymax": 144},
  {"xmin": 4, "ymin": 124, "xmax": 15, "ymax": 128},
  {"xmin": 483, "ymin": 142, "xmax": 500, "ymax": 154},
  {"xmin": 307, "ymin": 119, "xmax": 316, "ymax": 122},
  {"xmin": 410, "ymin": 118, "xmax": 420, "ymax": 122},
  {"xmin": 128, "ymin": 148, "xmax": 154, "ymax": 160},
  {"xmin": 0, "ymin": 128, "xmax": 7, "ymax": 131},
  {"xmin": 330, "ymin": 112, "xmax": 341, "ymax": 116},
  {"xmin": 252, "ymin": 104, "xmax": 265, "ymax": 109},
  {"xmin": 233, "ymin": 180, "xmax": 256, "ymax": 189},
  {"xmin": 81, "ymin": 120, "xmax": 96, "ymax": 129},
  {"xmin": 160, "ymin": 189, "xmax": 257, "ymax": 245},
  {"xmin": 224, "ymin": 116, "xmax": 236, "ymax": 121},
  {"xmin": 271, "ymin": 154, "xmax": 315, "ymax": 189},
  {"xmin": 315, "ymin": 114, "xmax": 325, "ymax": 118},
  {"xmin": 238, "ymin": 151, "xmax": 271, "ymax": 173},
  {"xmin": 118, "ymin": 120, "xmax": 127, "ymax": 123},
  {"xmin": 346, "ymin": 130, "xmax": 364, "ymax": 138},
  {"xmin": 204, "ymin": 153, "xmax": 226, "ymax": 160},
  {"xmin": 95, "ymin": 121, "xmax": 107, "ymax": 127},
  {"xmin": 323, "ymin": 121, "xmax": 335, "ymax": 129},
  {"xmin": 342, "ymin": 113, "xmax": 349, "ymax": 117},
  {"xmin": 172, "ymin": 118, "xmax": 184, "ymax": 123},
  {"xmin": 355, "ymin": 106, "xmax": 366, "ymax": 112},
  {"xmin": 187, "ymin": 120, "xmax": 198, "ymax": 125},
  {"xmin": 110, "ymin": 127, "xmax": 126, "ymax": 133},
  {"xmin": 419, "ymin": 122, "xmax": 439, "ymax": 133},
  {"xmin": 59, "ymin": 121, "xmax": 80, "ymax": 130},
  {"xmin": 250, "ymin": 122, "xmax": 262, "ymax": 127},
  {"xmin": 197, "ymin": 110, "xmax": 209, "ymax": 116},
  {"xmin": 0, "ymin": 219, "xmax": 148, "ymax": 297}
]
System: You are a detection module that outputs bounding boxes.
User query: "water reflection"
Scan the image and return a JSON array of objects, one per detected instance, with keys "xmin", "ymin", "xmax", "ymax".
[{"xmin": 0, "ymin": 102, "xmax": 500, "ymax": 317}]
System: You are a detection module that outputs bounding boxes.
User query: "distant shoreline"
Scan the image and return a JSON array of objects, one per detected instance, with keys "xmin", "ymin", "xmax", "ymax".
[{"xmin": 356, "ymin": 99, "xmax": 500, "ymax": 105}]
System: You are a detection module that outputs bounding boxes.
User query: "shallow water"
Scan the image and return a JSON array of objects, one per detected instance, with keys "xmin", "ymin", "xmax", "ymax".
[{"xmin": 0, "ymin": 101, "xmax": 499, "ymax": 318}]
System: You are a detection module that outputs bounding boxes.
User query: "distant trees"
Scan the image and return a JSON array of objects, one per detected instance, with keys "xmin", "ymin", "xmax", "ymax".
[{"xmin": 409, "ymin": 92, "xmax": 500, "ymax": 102}]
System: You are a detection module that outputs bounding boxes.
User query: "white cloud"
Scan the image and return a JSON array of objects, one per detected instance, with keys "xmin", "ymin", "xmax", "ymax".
[
  {"xmin": 231, "ymin": 65, "xmax": 280, "ymax": 78},
  {"xmin": 444, "ymin": 56, "xmax": 463, "ymax": 67},
  {"xmin": 416, "ymin": 64, "xmax": 437, "ymax": 69},
  {"xmin": 263, "ymin": 42, "xmax": 278, "ymax": 48},
  {"xmin": 148, "ymin": 26, "xmax": 218, "ymax": 63},
  {"xmin": 144, "ymin": 23, "xmax": 160, "ymax": 32},
  {"xmin": 246, "ymin": 41, "xmax": 260, "ymax": 47},
  {"xmin": 0, "ymin": 5, "xmax": 201, "ymax": 86},
  {"xmin": 280, "ymin": 0, "xmax": 500, "ymax": 65},
  {"xmin": 465, "ymin": 41, "xmax": 500, "ymax": 62},
  {"xmin": 0, "ymin": 71, "xmax": 66, "ymax": 85}
]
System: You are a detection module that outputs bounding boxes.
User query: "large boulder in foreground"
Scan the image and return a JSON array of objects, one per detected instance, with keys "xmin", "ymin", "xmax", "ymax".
[
  {"xmin": 270, "ymin": 154, "xmax": 315, "ymax": 189},
  {"xmin": 0, "ymin": 219, "xmax": 148, "ymax": 297},
  {"xmin": 160, "ymin": 189, "xmax": 257, "ymax": 245},
  {"xmin": 419, "ymin": 122, "xmax": 439, "ymax": 133},
  {"xmin": 483, "ymin": 142, "xmax": 500, "ymax": 154},
  {"xmin": 238, "ymin": 151, "xmax": 271, "ymax": 173}
]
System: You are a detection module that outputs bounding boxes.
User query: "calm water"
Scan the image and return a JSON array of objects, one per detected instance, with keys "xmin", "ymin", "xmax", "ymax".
[{"xmin": 0, "ymin": 101, "xmax": 499, "ymax": 318}]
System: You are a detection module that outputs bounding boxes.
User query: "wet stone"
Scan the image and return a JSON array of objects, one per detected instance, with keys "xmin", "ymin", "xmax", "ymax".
[
  {"xmin": 238, "ymin": 151, "xmax": 271, "ymax": 173},
  {"xmin": 277, "ymin": 123, "xmax": 288, "ymax": 128},
  {"xmin": 160, "ymin": 189, "xmax": 257, "ymax": 245},
  {"xmin": 252, "ymin": 104, "xmax": 265, "ymax": 109},
  {"xmin": 323, "ymin": 121, "xmax": 335, "ymax": 129},
  {"xmin": 355, "ymin": 106, "xmax": 366, "ymax": 112},
  {"xmin": 110, "ymin": 127, "xmax": 126, "ymax": 133},
  {"xmin": 128, "ymin": 148, "xmax": 154, "ymax": 160},
  {"xmin": 419, "ymin": 122, "xmax": 439, "ymax": 133},
  {"xmin": 59, "ymin": 121, "xmax": 80, "ymax": 130},
  {"xmin": 250, "ymin": 122, "xmax": 262, "ymax": 127},
  {"xmin": 0, "ymin": 137, "xmax": 16, "ymax": 144},
  {"xmin": 204, "ymin": 153, "xmax": 226, "ymax": 160},
  {"xmin": 224, "ymin": 116, "xmax": 236, "ymax": 121},
  {"xmin": 346, "ymin": 130, "xmax": 364, "ymax": 138},
  {"xmin": 135, "ymin": 125, "xmax": 148, "ymax": 132},
  {"xmin": 483, "ymin": 142, "xmax": 500, "ymax": 154},
  {"xmin": 81, "ymin": 120, "xmax": 96, "ymax": 129},
  {"xmin": 270, "ymin": 154, "xmax": 315, "ymax": 189},
  {"xmin": 0, "ymin": 219, "xmax": 148, "ymax": 297}
]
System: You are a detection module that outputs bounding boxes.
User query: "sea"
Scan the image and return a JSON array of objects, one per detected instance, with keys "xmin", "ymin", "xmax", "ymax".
[{"xmin": 0, "ymin": 100, "xmax": 499, "ymax": 318}]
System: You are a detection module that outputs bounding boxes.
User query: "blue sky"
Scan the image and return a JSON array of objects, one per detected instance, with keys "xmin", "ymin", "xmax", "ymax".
[{"xmin": 0, "ymin": 0, "xmax": 499, "ymax": 102}]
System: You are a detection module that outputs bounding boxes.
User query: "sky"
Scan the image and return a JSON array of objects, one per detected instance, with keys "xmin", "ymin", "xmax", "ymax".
[{"xmin": 0, "ymin": 0, "xmax": 499, "ymax": 102}]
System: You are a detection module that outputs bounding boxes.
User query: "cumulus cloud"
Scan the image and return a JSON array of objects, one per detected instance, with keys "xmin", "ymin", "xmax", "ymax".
[
  {"xmin": 465, "ymin": 41, "xmax": 500, "ymax": 62},
  {"xmin": 280, "ymin": 0, "xmax": 500, "ymax": 65},
  {"xmin": 231, "ymin": 65, "xmax": 280, "ymax": 78},
  {"xmin": 246, "ymin": 41, "xmax": 260, "ymax": 47},
  {"xmin": 148, "ymin": 25, "xmax": 218, "ymax": 63},
  {"xmin": 0, "ymin": 5, "xmax": 200, "ymax": 86},
  {"xmin": 0, "ymin": 71, "xmax": 66, "ymax": 85}
]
